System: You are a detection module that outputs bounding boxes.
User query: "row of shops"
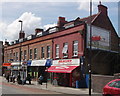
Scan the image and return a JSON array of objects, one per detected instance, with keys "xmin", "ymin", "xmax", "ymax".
[{"xmin": 2, "ymin": 58, "xmax": 89, "ymax": 88}]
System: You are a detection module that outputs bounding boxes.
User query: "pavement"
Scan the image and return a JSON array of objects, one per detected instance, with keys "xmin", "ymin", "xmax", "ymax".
[{"xmin": 1, "ymin": 76, "xmax": 102, "ymax": 96}]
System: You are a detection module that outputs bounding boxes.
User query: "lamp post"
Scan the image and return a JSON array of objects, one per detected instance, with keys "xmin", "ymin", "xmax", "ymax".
[
  {"xmin": 89, "ymin": 0, "xmax": 92, "ymax": 96},
  {"xmin": 18, "ymin": 20, "xmax": 23, "ymax": 84}
]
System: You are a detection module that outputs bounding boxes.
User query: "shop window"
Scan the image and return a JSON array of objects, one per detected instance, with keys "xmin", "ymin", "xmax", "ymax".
[
  {"xmin": 47, "ymin": 46, "xmax": 50, "ymax": 58},
  {"xmin": 62, "ymin": 43, "xmax": 68, "ymax": 58},
  {"xmin": 55, "ymin": 44, "xmax": 59, "ymax": 58},
  {"xmin": 24, "ymin": 50, "xmax": 27, "ymax": 60},
  {"xmin": 34, "ymin": 48, "xmax": 37, "ymax": 59},
  {"xmin": 41, "ymin": 47, "xmax": 45, "ymax": 59},
  {"xmin": 29, "ymin": 49, "xmax": 32, "ymax": 60},
  {"xmin": 73, "ymin": 40, "xmax": 78, "ymax": 56}
]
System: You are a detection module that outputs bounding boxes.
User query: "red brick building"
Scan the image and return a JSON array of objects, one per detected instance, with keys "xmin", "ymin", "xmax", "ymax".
[{"xmin": 3, "ymin": 3, "xmax": 119, "ymax": 87}]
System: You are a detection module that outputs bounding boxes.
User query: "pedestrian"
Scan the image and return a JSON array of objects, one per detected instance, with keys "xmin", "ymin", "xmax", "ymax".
[
  {"xmin": 12, "ymin": 74, "xmax": 16, "ymax": 83},
  {"xmin": 27, "ymin": 74, "xmax": 31, "ymax": 84},
  {"xmin": 17, "ymin": 74, "xmax": 21, "ymax": 84},
  {"xmin": 38, "ymin": 75, "xmax": 43, "ymax": 85},
  {"xmin": 6, "ymin": 74, "xmax": 10, "ymax": 82}
]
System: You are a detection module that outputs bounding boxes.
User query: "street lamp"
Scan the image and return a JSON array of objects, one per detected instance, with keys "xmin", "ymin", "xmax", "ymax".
[{"xmin": 18, "ymin": 20, "xmax": 23, "ymax": 84}]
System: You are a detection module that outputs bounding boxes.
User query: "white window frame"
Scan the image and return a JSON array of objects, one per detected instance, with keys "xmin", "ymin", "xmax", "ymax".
[
  {"xmin": 29, "ymin": 49, "xmax": 32, "ymax": 60},
  {"xmin": 34, "ymin": 48, "xmax": 37, "ymax": 59},
  {"xmin": 47, "ymin": 46, "xmax": 50, "ymax": 58},
  {"xmin": 62, "ymin": 43, "xmax": 68, "ymax": 57},
  {"xmin": 55, "ymin": 44, "xmax": 59, "ymax": 58},
  {"xmin": 73, "ymin": 40, "xmax": 78, "ymax": 56}
]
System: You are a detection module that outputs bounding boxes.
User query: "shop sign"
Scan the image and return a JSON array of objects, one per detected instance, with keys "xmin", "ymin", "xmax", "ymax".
[
  {"xmin": 31, "ymin": 59, "xmax": 47, "ymax": 66},
  {"xmin": 11, "ymin": 62, "xmax": 22, "ymax": 66},
  {"xmin": 53, "ymin": 59, "xmax": 80, "ymax": 66},
  {"xmin": 87, "ymin": 25, "xmax": 110, "ymax": 50}
]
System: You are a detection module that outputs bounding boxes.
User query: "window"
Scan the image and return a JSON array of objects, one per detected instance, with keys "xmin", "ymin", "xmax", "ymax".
[
  {"xmin": 109, "ymin": 81, "xmax": 120, "ymax": 88},
  {"xmin": 24, "ymin": 50, "xmax": 27, "ymax": 60},
  {"xmin": 21, "ymin": 51, "xmax": 23, "ymax": 60},
  {"xmin": 41, "ymin": 47, "xmax": 45, "ymax": 58},
  {"xmin": 34, "ymin": 48, "xmax": 37, "ymax": 59},
  {"xmin": 47, "ymin": 46, "xmax": 50, "ymax": 58},
  {"xmin": 73, "ymin": 40, "xmax": 78, "ymax": 56},
  {"xmin": 16, "ymin": 52, "xmax": 18, "ymax": 61},
  {"xmin": 29, "ymin": 49, "xmax": 32, "ymax": 59},
  {"xmin": 62, "ymin": 43, "xmax": 68, "ymax": 57},
  {"xmin": 13, "ymin": 53, "xmax": 15, "ymax": 61},
  {"xmin": 10, "ymin": 53, "xmax": 12, "ymax": 59},
  {"xmin": 55, "ymin": 44, "xmax": 59, "ymax": 58}
]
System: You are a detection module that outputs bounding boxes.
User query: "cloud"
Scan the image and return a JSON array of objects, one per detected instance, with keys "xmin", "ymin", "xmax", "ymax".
[
  {"xmin": 43, "ymin": 23, "xmax": 57, "ymax": 30},
  {"xmin": 0, "ymin": 12, "xmax": 41, "ymax": 41}
]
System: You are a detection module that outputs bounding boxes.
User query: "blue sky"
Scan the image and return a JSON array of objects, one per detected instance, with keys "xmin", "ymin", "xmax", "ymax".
[{"xmin": 0, "ymin": 1, "xmax": 119, "ymax": 41}]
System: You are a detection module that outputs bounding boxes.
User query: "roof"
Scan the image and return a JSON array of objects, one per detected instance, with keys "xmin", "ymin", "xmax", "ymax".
[{"xmin": 80, "ymin": 13, "xmax": 100, "ymax": 24}]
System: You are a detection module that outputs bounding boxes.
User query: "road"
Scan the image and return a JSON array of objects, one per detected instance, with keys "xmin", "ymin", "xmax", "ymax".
[{"xmin": 0, "ymin": 77, "xmax": 102, "ymax": 96}]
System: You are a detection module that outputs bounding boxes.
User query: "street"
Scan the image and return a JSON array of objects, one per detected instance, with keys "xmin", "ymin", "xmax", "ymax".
[{"xmin": 0, "ymin": 76, "xmax": 102, "ymax": 96}]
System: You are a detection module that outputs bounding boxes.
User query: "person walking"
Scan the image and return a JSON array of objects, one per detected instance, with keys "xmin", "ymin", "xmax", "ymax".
[
  {"xmin": 38, "ymin": 75, "xmax": 43, "ymax": 85},
  {"xmin": 27, "ymin": 74, "xmax": 31, "ymax": 84},
  {"xmin": 17, "ymin": 74, "xmax": 21, "ymax": 84},
  {"xmin": 12, "ymin": 74, "xmax": 16, "ymax": 83},
  {"xmin": 6, "ymin": 74, "xmax": 10, "ymax": 82}
]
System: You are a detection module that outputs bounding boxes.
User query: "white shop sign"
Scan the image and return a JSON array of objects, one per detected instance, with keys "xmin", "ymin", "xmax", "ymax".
[
  {"xmin": 53, "ymin": 59, "xmax": 80, "ymax": 66},
  {"xmin": 31, "ymin": 59, "xmax": 47, "ymax": 66}
]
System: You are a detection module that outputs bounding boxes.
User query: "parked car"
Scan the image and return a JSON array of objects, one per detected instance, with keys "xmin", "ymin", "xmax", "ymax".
[{"xmin": 103, "ymin": 79, "xmax": 120, "ymax": 96}]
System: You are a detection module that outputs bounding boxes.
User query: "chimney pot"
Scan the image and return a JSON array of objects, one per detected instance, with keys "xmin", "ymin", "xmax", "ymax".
[{"xmin": 98, "ymin": 3, "xmax": 108, "ymax": 16}]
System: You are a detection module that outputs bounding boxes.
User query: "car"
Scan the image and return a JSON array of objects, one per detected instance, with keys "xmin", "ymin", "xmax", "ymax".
[{"xmin": 103, "ymin": 79, "xmax": 120, "ymax": 96}]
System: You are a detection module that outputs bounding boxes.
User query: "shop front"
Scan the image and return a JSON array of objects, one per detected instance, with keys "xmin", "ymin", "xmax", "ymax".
[
  {"xmin": 47, "ymin": 59, "xmax": 82, "ymax": 87},
  {"xmin": 2, "ymin": 63, "xmax": 11, "ymax": 76},
  {"xmin": 27, "ymin": 59, "xmax": 52, "ymax": 81},
  {"xmin": 11, "ymin": 62, "xmax": 22, "ymax": 77}
]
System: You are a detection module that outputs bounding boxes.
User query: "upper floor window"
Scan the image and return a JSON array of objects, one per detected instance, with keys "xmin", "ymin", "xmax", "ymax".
[
  {"xmin": 55, "ymin": 44, "xmax": 59, "ymax": 58},
  {"xmin": 62, "ymin": 43, "xmax": 68, "ymax": 57},
  {"xmin": 34, "ymin": 48, "xmax": 37, "ymax": 59},
  {"xmin": 24, "ymin": 50, "xmax": 27, "ymax": 60},
  {"xmin": 16, "ymin": 52, "xmax": 18, "ymax": 61},
  {"xmin": 73, "ymin": 40, "xmax": 78, "ymax": 56},
  {"xmin": 29, "ymin": 49, "xmax": 32, "ymax": 59},
  {"xmin": 47, "ymin": 46, "xmax": 50, "ymax": 58},
  {"xmin": 41, "ymin": 47, "xmax": 45, "ymax": 59}
]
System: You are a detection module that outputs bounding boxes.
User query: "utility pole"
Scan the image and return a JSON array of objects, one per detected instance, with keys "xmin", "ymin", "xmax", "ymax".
[{"xmin": 89, "ymin": 0, "xmax": 92, "ymax": 96}]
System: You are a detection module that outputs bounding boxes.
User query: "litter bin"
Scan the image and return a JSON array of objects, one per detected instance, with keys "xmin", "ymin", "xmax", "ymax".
[{"xmin": 76, "ymin": 81, "xmax": 79, "ymax": 88}]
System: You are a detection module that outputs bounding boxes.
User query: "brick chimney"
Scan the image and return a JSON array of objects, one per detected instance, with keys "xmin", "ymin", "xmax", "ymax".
[
  {"xmin": 98, "ymin": 1, "xmax": 108, "ymax": 16},
  {"xmin": 57, "ymin": 17, "xmax": 67, "ymax": 27},
  {"xmin": 19, "ymin": 31, "xmax": 25, "ymax": 39},
  {"xmin": 35, "ymin": 28, "xmax": 43, "ymax": 35}
]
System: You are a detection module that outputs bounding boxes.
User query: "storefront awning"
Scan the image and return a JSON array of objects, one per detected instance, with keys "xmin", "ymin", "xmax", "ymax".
[
  {"xmin": 47, "ymin": 66, "xmax": 78, "ymax": 73},
  {"xmin": 3, "ymin": 63, "xmax": 11, "ymax": 66}
]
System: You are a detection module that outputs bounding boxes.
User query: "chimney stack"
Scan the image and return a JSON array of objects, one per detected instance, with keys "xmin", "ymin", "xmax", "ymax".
[
  {"xmin": 35, "ymin": 28, "xmax": 43, "ymax": 35},
  {"xmin": 57, "ymin": 17, "xmax": 67, "ymax": 27},
  {"xmin": 98, "ymin": 2, "xmax": 108, "ymax": 16},
  {"xmin": 19, "ymin": 31, "xmax": 25, "ymax": 39}
]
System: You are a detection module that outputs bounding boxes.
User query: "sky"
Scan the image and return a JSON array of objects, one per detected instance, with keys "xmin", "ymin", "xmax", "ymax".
[{"xmin": 0, "ymin": 0, "xmax": 119, "ymax": 42}]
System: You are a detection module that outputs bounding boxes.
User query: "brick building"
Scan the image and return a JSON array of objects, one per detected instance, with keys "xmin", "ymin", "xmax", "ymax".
[
  {"xmin": 0, "ymin": 41, "xmax": 3, "ymax": 76},
  {"xmin": 3, "ymin": 3, "xmax": 119, "ymax": 87}
]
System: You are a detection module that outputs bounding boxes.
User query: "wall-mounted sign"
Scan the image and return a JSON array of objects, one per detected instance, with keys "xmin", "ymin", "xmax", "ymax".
[
  {"xmin": 87, "ymin": 25, "xmax": 110, "ymax": 50},
  {"xmin": 53, "ymin": 59, "xmax": 80, "ymax": 66}
]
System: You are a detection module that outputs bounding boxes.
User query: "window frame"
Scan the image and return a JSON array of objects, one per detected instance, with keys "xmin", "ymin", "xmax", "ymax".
[
  {"xmin": 55, "ymin": 44, "xmax": 59, "ymax": 58},
  {"xmin": 73, "ymin": 40, "xmax": 78, "ymax": 56}
]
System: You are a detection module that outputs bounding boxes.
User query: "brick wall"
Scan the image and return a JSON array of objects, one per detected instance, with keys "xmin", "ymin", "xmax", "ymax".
[{"xmin": 92, "ymin": 74, "xmax": 114, "ymax": 93}]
